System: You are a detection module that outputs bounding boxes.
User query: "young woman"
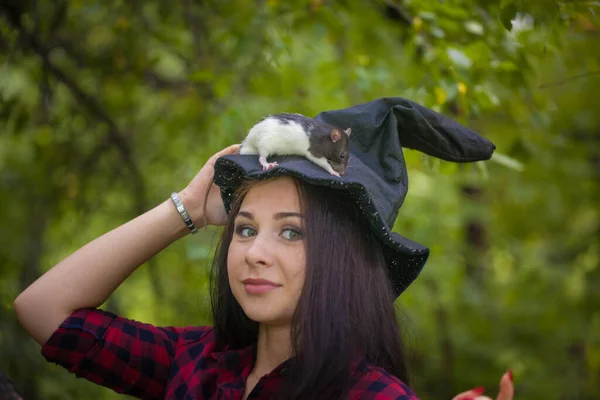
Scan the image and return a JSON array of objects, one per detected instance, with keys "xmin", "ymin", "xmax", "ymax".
[
  {"xmin": 14, "ymin": 144, "xmax": 414, "ymax": 398},
  {"xmin": 14, "ymin": 97, "xmax": 515, "ymax": 399}
]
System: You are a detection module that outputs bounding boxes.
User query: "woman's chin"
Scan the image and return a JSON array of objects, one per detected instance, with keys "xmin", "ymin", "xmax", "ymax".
[
  {"xmin": 241, "ymin": 302, "xmax": 293, "ymax": 326},
  {"xmin": 232, "ymin": 285, "xmax": 299, "ymax": 325}
]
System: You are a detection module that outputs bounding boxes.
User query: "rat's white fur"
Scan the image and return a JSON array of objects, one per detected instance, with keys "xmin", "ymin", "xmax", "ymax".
[
  {"xmin": 241, "ymin": 117, "xmax": 311, "ymax": 156},
  {"xmin": 240, "ymin": 116, "xmax": 339, "ymax": 175}
]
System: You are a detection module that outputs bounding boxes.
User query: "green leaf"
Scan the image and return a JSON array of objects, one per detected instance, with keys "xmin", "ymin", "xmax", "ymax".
[
  {"xmin": 447, "ymin": 47, "xmax": 472, "ymax": 69},
  {"xmin": 490, "ymin": 152, "xmax": 525, "ymax": 171},
  {"xmin": 464, "ymin": 21, "xmax": 484, "ymax": 35}
]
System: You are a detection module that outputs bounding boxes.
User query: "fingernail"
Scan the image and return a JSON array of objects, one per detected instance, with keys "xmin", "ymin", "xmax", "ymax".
[
  {"xmin": 507, "ymin": 368, "xmax": 513, "ymax": 382},
  {"xmin": 472, "ymin": 386, "xmax": 485, "ymax": 395}
]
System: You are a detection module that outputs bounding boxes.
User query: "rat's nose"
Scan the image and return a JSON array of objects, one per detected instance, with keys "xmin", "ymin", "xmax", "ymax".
[{"xmin": 334, "ymin": 164, "xmax": 346, "ymax": 175}]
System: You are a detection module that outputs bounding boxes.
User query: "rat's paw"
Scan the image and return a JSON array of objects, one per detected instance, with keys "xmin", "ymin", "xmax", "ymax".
[
  {"xmin": 330, "ymin": 171, "xmax": 341, "ymax": 177},
  {"xmin": 262, "ymin": 161, "xmax": 279, "ymax": 171}
]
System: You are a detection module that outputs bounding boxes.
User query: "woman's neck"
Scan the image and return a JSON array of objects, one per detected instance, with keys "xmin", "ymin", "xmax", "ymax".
[{"xmin": 253, "ymin": 323, "xmax": 293, "ymax": 377}]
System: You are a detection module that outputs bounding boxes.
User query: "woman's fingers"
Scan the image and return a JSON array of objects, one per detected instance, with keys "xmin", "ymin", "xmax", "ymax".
[
  {"xmin": 180, "ymin": 143, "xmax": 242, "ymax": 225},
  {"xmin": 451, "ymin": 370, "xmax": 514, "ymax": 400},
  {"xmin": 452, "ymin": 387, "xmax": 486, "ymax": 400},
  {"xmin": 206, "ymin": 144, "xmax": 241, "ymax": 166},
  {"xmin": 496, "ymin": 370, "xmax": 514, "ymax": 400}
]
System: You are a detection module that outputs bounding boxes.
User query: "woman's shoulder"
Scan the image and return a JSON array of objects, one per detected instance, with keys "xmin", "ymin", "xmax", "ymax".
[{"xmin": 349, "ymin": 361, "xmax": 419, "ymax": 400}]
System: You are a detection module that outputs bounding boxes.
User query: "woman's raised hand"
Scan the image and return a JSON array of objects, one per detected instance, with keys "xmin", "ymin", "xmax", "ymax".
[
  {"xmin": 179, "ymin": 144, "xmax": 241, "ymax": 228},
  {"xmin": 452, "ymin": 370, "xmax": 514, "ymax": 400}
]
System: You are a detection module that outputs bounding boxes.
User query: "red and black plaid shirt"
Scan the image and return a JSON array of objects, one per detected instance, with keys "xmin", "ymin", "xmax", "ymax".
[{"xmin": 41, "ymin": 308, "xmax": 419, "ymax": 399}]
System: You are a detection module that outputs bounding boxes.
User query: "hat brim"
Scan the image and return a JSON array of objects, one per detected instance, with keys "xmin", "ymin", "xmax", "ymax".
[{"xmin": 214, "ymin": 153, "xmax": 429, "ymax": 297}]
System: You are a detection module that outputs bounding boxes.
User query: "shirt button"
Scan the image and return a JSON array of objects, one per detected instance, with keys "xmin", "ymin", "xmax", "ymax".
[{"xmin": 280, "ymin": 367, "xmax": 289, "ymax": 376}]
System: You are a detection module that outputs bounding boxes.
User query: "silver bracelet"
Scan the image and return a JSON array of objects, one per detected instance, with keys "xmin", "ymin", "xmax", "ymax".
[{"xmin": 170, "ymin": 192, "xmax": 198, "ymax": 234}]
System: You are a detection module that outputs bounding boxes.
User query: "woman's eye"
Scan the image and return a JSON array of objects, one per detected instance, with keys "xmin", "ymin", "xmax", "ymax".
[
  {"xmin": 236, "ymin": 226, "xmax": 257, "ymax": 237},
  {"xmin": 282, "ymin": 228, "xmax": 303, "ymax": 241}
]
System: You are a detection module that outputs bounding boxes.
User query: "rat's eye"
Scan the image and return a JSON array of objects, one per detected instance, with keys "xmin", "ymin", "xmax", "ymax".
[{"xmin": 339, "ymin": 152, "xmax": 346, "ymax": 159}]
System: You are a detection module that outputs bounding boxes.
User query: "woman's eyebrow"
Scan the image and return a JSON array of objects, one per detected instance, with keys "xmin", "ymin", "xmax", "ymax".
[
  {"xmin": 274, "ymin": 212, "xmax": 303, "ymax": 220},
  {"xmin": 236, "ymin": 211, "xmax": 303, "ymax": 220},
  {"xmin": 237, "ymin": 211, "xmax": 254, "ymax": 220}
]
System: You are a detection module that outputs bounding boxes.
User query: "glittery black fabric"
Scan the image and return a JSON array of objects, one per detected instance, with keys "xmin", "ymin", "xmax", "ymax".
[{"xmin": 213, "ymin": 97, "xmax": 495, "ymax": 297}]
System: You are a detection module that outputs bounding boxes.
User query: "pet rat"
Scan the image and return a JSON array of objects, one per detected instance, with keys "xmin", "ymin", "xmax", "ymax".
[
  {"xmin": 239, "ymin": 113, "xmax": 352, "ymax": 177},
  {"xmin": 201, "ymin": 113, "xmax": 351, "ymax": 230}
]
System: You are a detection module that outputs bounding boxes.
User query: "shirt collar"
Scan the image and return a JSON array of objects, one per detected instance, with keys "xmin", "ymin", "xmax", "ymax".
[
  {"xmin": 211, "ymin": 342, "xmax": 291, "ymax": 378},
  {"xmin": 211, "ymin": 342, "xmax": 256, "ymax": 376}
]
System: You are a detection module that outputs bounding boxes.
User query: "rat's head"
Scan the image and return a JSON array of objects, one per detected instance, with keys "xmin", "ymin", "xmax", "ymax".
[{"xmin": 309, "ymin": 126, "xmax": 352, "ymax": 175}]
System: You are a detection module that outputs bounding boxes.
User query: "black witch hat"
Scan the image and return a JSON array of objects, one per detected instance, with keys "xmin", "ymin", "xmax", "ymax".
[{"xmin": 213, "ymin": 97, "xmax": 495, "ymax": 297}]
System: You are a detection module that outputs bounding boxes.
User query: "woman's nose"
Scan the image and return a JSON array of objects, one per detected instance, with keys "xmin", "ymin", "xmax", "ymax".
[{"xmin": 244, "ymin": 234, "xmax": 274, "ymax": 268}]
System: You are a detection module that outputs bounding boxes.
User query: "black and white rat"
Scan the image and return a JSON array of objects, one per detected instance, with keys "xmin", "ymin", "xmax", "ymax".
[
  {"xmin": 201, "ymin": 113, "xmax": 351, "ymax": 230},
  {"xmin": 239, "ymin": 113, "xmax": 352, "ymax": 177}
]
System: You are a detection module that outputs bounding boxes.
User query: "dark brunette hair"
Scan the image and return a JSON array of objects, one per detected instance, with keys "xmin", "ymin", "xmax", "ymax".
[{"xmin": 210, "ymin": 176, "xmax": 410, "ymax": 399}]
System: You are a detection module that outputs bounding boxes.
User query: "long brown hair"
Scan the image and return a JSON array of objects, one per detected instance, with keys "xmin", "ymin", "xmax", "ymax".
[{"xmin": 210, "ymin": 177, "xmax": 410, "ymax": 399}]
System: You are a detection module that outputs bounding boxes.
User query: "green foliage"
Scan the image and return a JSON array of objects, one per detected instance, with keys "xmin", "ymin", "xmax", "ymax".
[{"xmin": 1, "ymin": 0, "xmax": 599, "ymax": 399}]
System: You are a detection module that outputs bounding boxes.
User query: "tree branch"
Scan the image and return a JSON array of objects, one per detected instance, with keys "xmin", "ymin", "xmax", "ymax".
[
  {"xmin": 182, "ymin": 0, "xmax": 206, "ymax": 61},
  {"xmin": 425, "ymin": 278, "xmax": 455, "ymax": 399},
  {"xmin": 47, "ymin": 38, "xmax": 86, "ymax": 67},
  {"xmin": 382, "ymin": 0, "xmax": 413, "ymax": 26},
  {"xmin": 2, "ymin": 11, "xmax": 143, "ymax": 187},
  {"xmin": 539, "ymin": 70, "xmax": 600, "ymax": 89},
  {"xmin": 47, "ymin": 36, "xmax": 194, "ymax": 92},
  {"xmin": 144, "ymin": 69, "xmax": 192, "ymax": 92}
]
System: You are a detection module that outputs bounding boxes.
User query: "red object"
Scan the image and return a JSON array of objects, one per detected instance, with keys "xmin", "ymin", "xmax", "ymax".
[
  {"xmin": 41, "ymin": 308, "xmax": 420, "ymax": 399},
  {"xmin": 507, "ymin": 368, "xmax": 513, "ymax": 382},
  {"xmin": 472, "ymin": 386, "xmax": 486, "ymax": 395}
]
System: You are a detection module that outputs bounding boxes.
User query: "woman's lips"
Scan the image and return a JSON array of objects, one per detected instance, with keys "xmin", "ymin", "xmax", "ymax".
[{"xmin": 242, "ymin": 278, "xmax": 281, "ymax": 294}]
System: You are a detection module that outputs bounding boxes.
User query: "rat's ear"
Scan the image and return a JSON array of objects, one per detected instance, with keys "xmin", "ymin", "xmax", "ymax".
[
  {"xmin": 344, "ymin": 128, "xmax": 351, "ymax": 137},
  {"xmin": 331, "ymin": 129, "xmax": 342, "ymax": 142}
]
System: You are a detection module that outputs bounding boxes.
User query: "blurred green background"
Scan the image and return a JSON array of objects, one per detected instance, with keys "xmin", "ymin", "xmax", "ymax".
[{"xmin": 1, "ymin": 1, "xmax": 599, "ymax": 399}]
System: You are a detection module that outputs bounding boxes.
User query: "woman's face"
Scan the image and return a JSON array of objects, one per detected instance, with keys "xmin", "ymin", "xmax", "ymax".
[{"xmin": 227, "ymin": 177, "xmax": 306, "ymax": 326}]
